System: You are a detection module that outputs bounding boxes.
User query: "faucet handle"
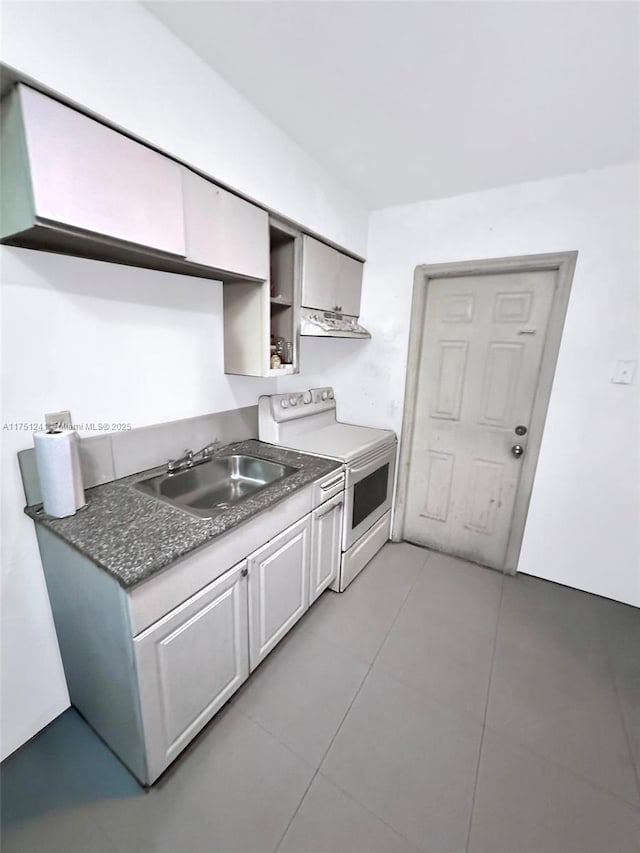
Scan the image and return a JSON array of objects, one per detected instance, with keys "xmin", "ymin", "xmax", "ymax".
[{"xmin": 167, "ymin": 449, "xmax": 193, "ymax": 473}]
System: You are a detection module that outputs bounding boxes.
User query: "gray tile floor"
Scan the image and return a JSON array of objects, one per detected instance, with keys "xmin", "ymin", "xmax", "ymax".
[{"xmin": 2, "ymin": 543, "xmax": 639, "ymax": 852}]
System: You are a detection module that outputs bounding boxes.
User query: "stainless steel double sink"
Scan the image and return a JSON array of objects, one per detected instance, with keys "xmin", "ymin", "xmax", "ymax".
[{"xmin": 134, "ymin": 454, "xmax": 298, "ymax": 519}]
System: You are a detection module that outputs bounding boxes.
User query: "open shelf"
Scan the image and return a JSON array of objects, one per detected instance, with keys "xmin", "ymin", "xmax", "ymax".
[
  {"xmin": 266, "ymin": 365, "xmax": 297, "ymax": 377},
  {"xmin": 222, "ymin": 218, "xmax": 300, "ymax": 376},
  {"xmin": 269, "ymin": 220, "xmax": 299, "ymax": 372}
]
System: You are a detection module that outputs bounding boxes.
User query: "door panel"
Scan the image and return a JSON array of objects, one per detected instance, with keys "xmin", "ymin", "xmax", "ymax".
[
  {"xmin": 422, "ymin": 451, "xmax": 454, "ymax": 522},
  {"xmin": 432, "ymin": 341, "xmax": 468, "ymax": 420},
  {"xmin": 310, "ymin": 494, "xmax": 343, "ymax": 603},
  {"xmin": 404, "ymin": 271, "xmax": 556, "ymax": 569},
  {"xmin": 134, "ymin": 561, "xmax": 248, "ymax": 783},
  {"xmin": 248, "ymin": 516, "xmax": 310, "ymax": 670},
  {"xmin": 464, "ymin": 458, "xmax": 504, "ymax": 534},
  {"xmin": 478, "ymin": 343, "xmax": 524, "ymax": 426}
]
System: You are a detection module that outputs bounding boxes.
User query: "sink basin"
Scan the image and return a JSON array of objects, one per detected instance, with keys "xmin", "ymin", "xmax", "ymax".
[{"xmin": 134, "ymin": 454, "xmax": 298, "ymax": 519}]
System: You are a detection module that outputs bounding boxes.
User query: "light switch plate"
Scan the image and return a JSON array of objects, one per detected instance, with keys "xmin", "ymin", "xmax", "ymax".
[
  {"xmin": 611, "ymin": 360, "xmax": 637, "ymax": 385},
  {"xmin": 45, "ymin": 410, "xmax": 72, "ymax": 430}
]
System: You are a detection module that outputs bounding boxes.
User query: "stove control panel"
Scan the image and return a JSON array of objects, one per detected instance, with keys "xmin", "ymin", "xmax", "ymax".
[
  {"xmin": 258, "ymin": 388, "xmax": 337, "ymax": 434},
  {"xmin": 312, "ymin": 387, "xmax": 335, "ymax": 404}
]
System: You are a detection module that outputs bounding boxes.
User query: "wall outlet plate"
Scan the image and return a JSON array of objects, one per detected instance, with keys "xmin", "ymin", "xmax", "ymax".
[
  {"xmin": 45, "ymin": 410, "xmax": 72, "ymax": 430},
  {"xmin": 611, "ymin": 361, "xmax": 637, "ymax": 385}
]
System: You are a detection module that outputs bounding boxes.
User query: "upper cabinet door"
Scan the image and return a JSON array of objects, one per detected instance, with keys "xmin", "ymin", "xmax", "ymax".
[
  {"xmin": 301, "ymin": 235, "xmax": 364, "ymax": 315},
  {"xmin": 17, "ymin": 85, "xmax": 186, "ymax": 256},
  {"xmin": 337, "ymin": 252, "xmax": 364, "ymax": 317},
  {"xmin": 301, "ymin": 235, "xmax": 340, "ymax": 311},
  {"xmin": 183, "ymin": 169, "xmax": 269, "ymax": 281}
]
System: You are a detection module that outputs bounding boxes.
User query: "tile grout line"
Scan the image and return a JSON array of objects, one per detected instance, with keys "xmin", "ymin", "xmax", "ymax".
[
  {"xmin": 311, "ymin": 771, "xmax": 424, "ymax": 853},
  {"xmin": 464, "ymin": 570, "xmax": 507, "ymax": 853},
  {"xmin": 456, "ymin": 587, "xmax": 640, "ymax": 815},
  {"xmin": 272, "ymin": 549, "xmax": 432, "ymax": 853},
  {"xmin": 480, "ymin": 716, "xmax": 640, "ymax": 813}
]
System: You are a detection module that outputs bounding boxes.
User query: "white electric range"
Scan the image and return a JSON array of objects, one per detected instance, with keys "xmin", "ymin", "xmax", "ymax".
[{"xmin": 258, "ymin": 387, "xmax": 397, "ymax": 591}]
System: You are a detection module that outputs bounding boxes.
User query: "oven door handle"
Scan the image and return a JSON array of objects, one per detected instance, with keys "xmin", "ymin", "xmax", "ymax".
[{"xmin": 347, "ymin": 450, "xmax": 395, "ymax": 487}]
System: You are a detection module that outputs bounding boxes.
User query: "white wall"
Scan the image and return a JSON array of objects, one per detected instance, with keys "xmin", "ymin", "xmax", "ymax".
[
  {"xmin": 293, "ymin": 163, "xmax": 638, "ymax": 607},
  {"xmin": 0, "ymin": 251, "xmax": 269, "ymax": 759},
  {"xmin": 0, "ymin": 1, "xmax": 367, "ymax": 759}
]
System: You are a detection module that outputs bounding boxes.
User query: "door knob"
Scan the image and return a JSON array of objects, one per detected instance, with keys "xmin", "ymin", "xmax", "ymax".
[{"xmin": 512, "ymin": 444, "xmax": 524, "ymax": 458}]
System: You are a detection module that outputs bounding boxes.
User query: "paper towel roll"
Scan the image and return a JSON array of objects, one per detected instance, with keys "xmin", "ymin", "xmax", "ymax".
[{"xmin": 34, "ymin": 429, "xmax": 87, "ymax": 518}]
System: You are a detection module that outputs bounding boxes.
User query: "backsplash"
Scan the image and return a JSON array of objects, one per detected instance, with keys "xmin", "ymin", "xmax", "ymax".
[{"xmin": 18, "ymin": 405, "xmax": 258, "ymax": 506}]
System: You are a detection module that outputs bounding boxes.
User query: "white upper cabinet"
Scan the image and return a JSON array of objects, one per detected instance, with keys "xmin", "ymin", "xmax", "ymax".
[
  {"xmin": 301, "ymin": 235, "xmax": 363, "ymax": 316},
  {"xmin": 337, "ymin": 251, "xmax": 365, "ymax": 317},
  {"xmin": 182, "ymin": 168, "xmax": 269, "ymax": 280},
  {"xmin": 5, "ymin": 84, "xmax": 186, "ymax": 256}
]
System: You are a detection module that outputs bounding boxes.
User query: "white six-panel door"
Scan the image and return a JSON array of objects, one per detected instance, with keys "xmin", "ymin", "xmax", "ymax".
[{"xmin": 404, "ymin": 270, "xmax": 556, "ymax": 569}]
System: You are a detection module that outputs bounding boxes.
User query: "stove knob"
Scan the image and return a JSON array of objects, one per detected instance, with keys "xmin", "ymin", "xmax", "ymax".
[
  {"xmin": 288, "ymin": 395, "xmax": 298, "ymax": 407},
  {"xmin": 321, "ymin": 390, "xmax": 329, "ymax": 401},
  {"xmin": 280, "ymin": 399, "xmax": 288, "ymax": 409},
  {"xmin": 328, "ymin": 389, "xmax": 334, "ymax": 399},
  {"xmin": 302, "ymin": 391, "xmax": 312, "ymax": 404}
]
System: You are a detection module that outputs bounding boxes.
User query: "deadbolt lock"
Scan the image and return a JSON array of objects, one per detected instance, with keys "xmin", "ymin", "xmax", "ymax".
[{"xmin": 515, "ymin": 425, "xmax": 528, "ymax": 436}]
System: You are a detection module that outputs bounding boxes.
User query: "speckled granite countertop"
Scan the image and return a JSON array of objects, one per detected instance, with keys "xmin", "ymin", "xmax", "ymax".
[{"xmin": 26, "ymin": 439, "xmax": 341, "ymax": 589}]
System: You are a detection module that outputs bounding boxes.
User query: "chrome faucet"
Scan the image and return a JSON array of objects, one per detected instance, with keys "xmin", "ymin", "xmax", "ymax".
[{"xmin": 167, "ymin": 439, "xmax": 221, "ymax": 474}]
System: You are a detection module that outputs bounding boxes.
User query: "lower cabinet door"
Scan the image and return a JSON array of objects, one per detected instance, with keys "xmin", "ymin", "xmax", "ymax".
[
  {"xmin": 248, "ymin": 516, "xmax": 311, "ymax": 671},
  {"xmin": 134, "ymin": 560, "xmax": 249, "ymax": 783},
  {"xmin": 310, "ymin": 493, "xmax": 344, "ymax": 604}
]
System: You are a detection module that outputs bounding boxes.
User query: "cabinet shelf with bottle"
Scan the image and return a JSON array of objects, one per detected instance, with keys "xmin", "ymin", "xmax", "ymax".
[
  {"xmin": 268, "ymin": 219, "xmax": 300, "ymax": 373},
  {"xmin": 222, "ymin": 217, "xmax": 301, "ymax": 376}
]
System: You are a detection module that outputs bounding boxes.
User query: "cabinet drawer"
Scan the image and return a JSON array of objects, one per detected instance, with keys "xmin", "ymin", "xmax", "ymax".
[{"xmin": 312, "ymin": 469, "xmax": 345, "ymax": 508}]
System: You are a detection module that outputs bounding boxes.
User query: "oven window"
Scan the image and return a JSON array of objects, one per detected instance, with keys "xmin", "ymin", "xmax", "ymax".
[{"xmin": 352, "ymin": 464, "xmax": 389, "ymax": 529}]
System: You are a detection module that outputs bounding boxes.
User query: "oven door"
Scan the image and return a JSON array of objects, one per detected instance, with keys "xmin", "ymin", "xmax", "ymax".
[{"xmin": 343, "ymin": 443, "xmax": 396, "ymax": 550}]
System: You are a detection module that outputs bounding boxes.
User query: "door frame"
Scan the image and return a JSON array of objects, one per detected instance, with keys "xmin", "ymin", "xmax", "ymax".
[{"xmin": 392, "ymin": 251, "xmax": 578, "ymax": 573}]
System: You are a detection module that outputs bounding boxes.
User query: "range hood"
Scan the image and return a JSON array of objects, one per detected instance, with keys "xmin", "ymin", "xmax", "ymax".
[{"xmin": 300, "ymin": 307, "xmax": 371, "ymax": 339}]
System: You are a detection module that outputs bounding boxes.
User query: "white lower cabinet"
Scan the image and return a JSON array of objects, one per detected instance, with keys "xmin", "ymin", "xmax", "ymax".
[
  {"xmin": 131, "ymin": 492, "xmax": 345, "ymax": 781},
  {"xmin": 134, "ymin": 560, "xmax": 249, "ymax": 783},
  {"xmin": 247, "ymin": 516, "xmax": 311, "ymax": 671},
  {"xmin": 310, "ymin": 493, "xmax": 344, "ymax": 603}
]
